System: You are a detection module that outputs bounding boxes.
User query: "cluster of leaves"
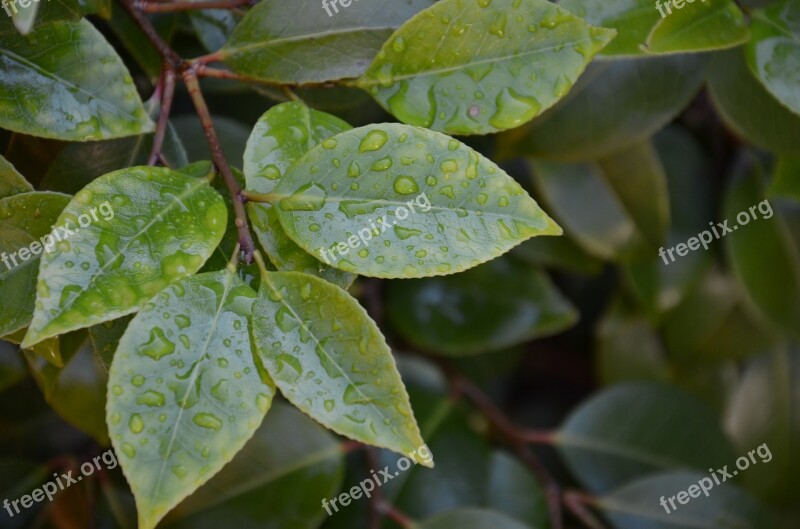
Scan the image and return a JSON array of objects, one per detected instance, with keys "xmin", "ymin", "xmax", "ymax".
[{"xmin": 1, "ymin": 0, "xmax": 799, "ymax": 528}]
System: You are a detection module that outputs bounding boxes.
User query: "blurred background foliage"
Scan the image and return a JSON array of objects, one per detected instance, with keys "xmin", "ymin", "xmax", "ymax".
[{"xmin": 1, "ymin": 0, "xmax": 799, "ymax": 527}]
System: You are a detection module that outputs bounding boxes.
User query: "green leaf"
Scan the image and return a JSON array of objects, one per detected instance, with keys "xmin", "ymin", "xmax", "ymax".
[
  {"xmin": 356, "ymin": 0, "xmax": 615, "ymax": 135},
  {"xmin": 529, "ymin": 141, "xmax": 669, "ymax": 261},
  {"xmin": 745, "ymin": 0, "xmax": 800, "ymax": 116},
  {"xmin": 220, "ymin": 0, "xmax": 435, "ymax": 83},
  {"xmin": 24, "ymin": 329, "xmax": 109, "ymax": 444},
  {"xmin": 252, "ymin": 271, "xmax": 430, "ymax": 464},
  {"xmin": 561, "ymin": 0, "xmax": 747, "ymax": 57},
  {"xmin": 512, "ymin": 233, "xmax": 604, "ymax": 276},
  {"xmin": 0, "ymin": 155, "xmax": 33, "ymax": 198},
  {"xmin": 88, "ymin": 316, "xmax": 132, "ymax": 372},
  {"xmin": 189, "ymin": 7, "xmax": 240, "ymax": 53},
  {"xmin": 0, "ymin": 0, "xmax": 110, "ymax": 36},
  {"xmin": 662, "ymin": 266, "xmax": 777, "ymax": 366},
  {"xmin": 644, "ymin": 0, "xmax": 749, "ymax": 54},
  {"xmin": 386, "ymin": 256, "xmax": 577, "ymax": 356},
  {"xmin": 244, "ymin": 102, "xmax": 355, "ymax": 289},
  {"xmin": 165, "ymin": 402, "xmax": 344, "ymax": 529},
  {"xmin": 272, "ymin": 123, "xmax": 561, "ymax": 279},
  {"xmin": 107, "ymin": 269, "xmax": 275, "ymax": 529},
  {"xmin": 107, "ymin": 3, "xmax": 176, "ymax": 80},
  {"xmin": 0, "ymin": 461, "xmax": 48, "ymax": 529},
  {"xmin": 172, "ymin": 115, "xmax": 249, "ymax": 166},
  {"xmin": 0, "ymin": 340, "xmax": 26, "ymax": 392},
  {"xmin": 22, "ymin": 166, "xmax": 227, "ymax": 347},
  {"xmin": 2, "ymin": 328, "xmax": 62, "ymax": 367},
  {"xmin": 724, "ymin": 156, "xmax": 800, "ymax": 339},
  {"xmin": 500, "ymin": 54, "xmax": 707, "ymax": 161},
  {"xmin": 0, "ymin": 192, "xmax": 71, "ymax": 338},
  {"xmin": 769, "ymin": 157, "xmax": 800, "ymax": 201},
  {"xmin": 417, "ymin": 509, "xmax": 533, "ymax": 529},
  {"xmin": 726, "ymin": 346, "xmax": 800, "ymax": 506},
  {"xmin": 595, "ymin": 471, "xmax": 777, "ymax": 529},
  {"xmin": 556, "ymin": 382, "xmax": 735, "ymax": 494},
  {"xmin": 0, "ymin": 19, "xmax": 153, "ymax": 141},
  {"xmin": 708, "ymin": 47, "xmax": 800, "ymax": 156},
  {"xmin": 40, "ymin": 128, "xmax": 188, "ymax": 194},
  {"xmin": 486, "ymin": 452, "xmax": 549, "ymax": 529}
]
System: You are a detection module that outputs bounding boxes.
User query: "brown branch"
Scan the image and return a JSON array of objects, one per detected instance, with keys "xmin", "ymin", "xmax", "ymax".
[
  {"xmin": 148, "ymin": 66, "xmax": 176, "ymax": 166},
  {"xmin": 564, "ymin": 491, "xmax": 608, "ymax": 529},
  {"xmin": 182, "ymin": 69, "xmax": 256, "ymax": 262},
  {"xmin": 119, "ymin": 0, "xmax": 182, "ymax": 68},
  {"xmin": 136, "ymin": 0, "xmax": 255, "ymax": 12}
]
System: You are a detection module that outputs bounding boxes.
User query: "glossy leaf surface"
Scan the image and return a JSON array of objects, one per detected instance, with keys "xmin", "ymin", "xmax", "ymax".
[
  {"xmin": 273, "ymin": 123, "xmax": 561, "ymax": 279},
  {"xmin": 107, "ymin": 270, "xmax": 275, "ymax": 529},
  {"xmin": 221, "ymin": 0, "xmax": 435, "ymax": 83},
  {"xmin": 0, "ymin": 19, "xmax": 152, "ymax": 141},
  {"xmin": 22, "ymin": 167, "xmax": 226, "ymax": 347},
  {"xmin": 556, "ymin": 382, "xmax": 734, "ymax": 494},
  {"xmin": 252, "ymin": 271, "xmax": 430, "ymax": 463},
  {"xmin": 357, "ymin": 0, "xmax": 616, "ymax": 135},
  {"xmin": 386, "ymin": 256, "xmax": 577, "ymax": 355},
  {"xmin": 244, "ymin": 102, "xmax": 355, "ymax": 288}
]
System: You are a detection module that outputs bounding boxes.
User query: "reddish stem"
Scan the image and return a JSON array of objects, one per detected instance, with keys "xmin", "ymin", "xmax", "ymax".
[
  {"xmin": 148, "ymin": 66, "xmax": 176, "ymax": 166},
  {"xmin": 563, "ymin": 491, "xmax": 608, "ymax": 529}
]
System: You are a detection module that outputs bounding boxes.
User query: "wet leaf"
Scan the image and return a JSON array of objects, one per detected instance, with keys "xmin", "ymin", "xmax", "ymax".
[
  {"xmin": 386, "ymin": 256, "xmax": 577, "ymax": 356},
  {"xmin": 165, "ymin": 402, "xmax": 344, "ymax": 529},
  {"xmin": 357, "ymin": 0, "xmax": 615, "ymax": 135},
  {"xmin": 556, "ymin": 382, "xmax": 735, "ymax": 494},
  {"xmin": 272, "ymin": 123, "xmax": 561, "ymax": 279},
  {"xmin": 500, "ymin": 54, "xmax": 707, "ymax": 161},
  {"xmin": 22, "ymin": 166, "xmax": 227, "ymax": 347},
  {"xmin": 596, "ymin": 472, "xmax": 777, "ymax": 529},
  {"xmin": 107, "ymin": 269, "xmax": 275, "ymax": 529},
  {"xmin": 220, "ymin": 0, "xmax": 435, "ymax": 83},
  {"xmin": 0, "ymin": 192, "xmax": 71, "ymax": 339},
  {"xmin": 252, "ymin": 271, "xmax": 430, "ymax": 464},
  {"xmin": 0, "ymin": 155, "xmax": 32, "ymax": 198},
  {"xmin": 244, "ymin": 102, "xmax": 355, "ymax": 288},
  {"xmin": 708, "ymin": 47, "xmax": 800, "ymax": 156},
  {"xmin": 745, "ymin": 0, "xmax": 800, "ymax": 116},
  {"xmin": 0, "ymin": 19, "xmax": 153, "ymax": 141}
]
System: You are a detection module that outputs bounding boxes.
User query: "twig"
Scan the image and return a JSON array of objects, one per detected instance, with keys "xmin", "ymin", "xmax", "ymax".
[
  {"xmin": 147, "ymin": 66, "xmax": 176, "ymax": 166},
  {"xmin": 135, "ymin": 0, "xmax": 255, "ymax": 12},
  {"xmin": 182, "ymin": 69, "xmax": 256, "ymax": 262},
  {"xmin": 564, "ymin": 491, "xmax": 608, "ymax": 529}
]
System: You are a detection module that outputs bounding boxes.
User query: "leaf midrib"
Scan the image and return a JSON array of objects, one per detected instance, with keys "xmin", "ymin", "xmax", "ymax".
[
  {"xmin": 555, "ymin": 432, "xmax": 692, "ymax": 470},
  {"xmin": 358, "ymin": 35, "xmax": 602, "ymax": 86},
  {"xmin": 222, "ymin": 24, "xmax": 397, "ymax": 57}
]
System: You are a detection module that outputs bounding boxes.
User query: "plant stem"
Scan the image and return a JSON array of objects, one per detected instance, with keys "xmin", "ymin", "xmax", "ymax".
[
  {"xmin": 182, "ymin": 69, "xmax": 256, "ymax": 262},
  {"xmin": 241, "ymin": 190, "xmax": 276, "ymax": 203},
  {"xmin": 147, "ymin": 65, "xmax": 176, "ymax": 166},
  {"xmin": 563, "ymin": 491, "xmax": 608, "ymax": 529}
]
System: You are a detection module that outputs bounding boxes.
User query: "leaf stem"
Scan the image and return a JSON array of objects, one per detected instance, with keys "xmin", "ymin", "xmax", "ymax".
[
  {"xmin": 241, "ymin": 190, "xmax": 276, "ymax": 204},
  {"xmin": 563, "ymin": 491, "xmax": 608, "ymax": 529},
  {"xmin": 227, "ymin": 243, "xmax": 241, "ymax": 272},
  {"xmin": 147, "ymin": 65, "xmax": 176, "ymax": 166}
]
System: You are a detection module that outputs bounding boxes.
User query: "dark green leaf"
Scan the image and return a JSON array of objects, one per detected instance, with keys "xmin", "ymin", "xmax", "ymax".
[
  {"xmin": 556, "ymin": 382, "xmax": 735, "ymax": 494},
  {"xmin": 357, "ymin": 0, "xmax": 615, "ymax": 135},
  {"xmin": 417, "ymin": 508, "xmax": 533, "ymax": 529},
  {"xmin": 0, "ymin": 155, "xmax": 32, "ymax": 198},
  {"xmin": 386, "ymin": 256, "xmax": 577, "ymax": 355},
  {"xmin": 0, "ymin": 19, "xmax": 153, "ymax": 140},
  {"xmin": 221, "ymin": 0, "xmax": 435, "ymax": 83},
  {"xmin": 500, "ymin": 54, "xmax": 706, "ymax": 161}
]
